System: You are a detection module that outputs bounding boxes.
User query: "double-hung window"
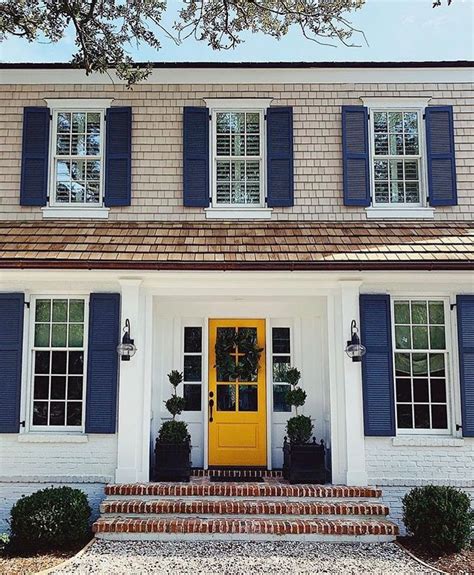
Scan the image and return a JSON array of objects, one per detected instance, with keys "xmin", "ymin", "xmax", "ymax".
[
  {"xmin": 371, "ymin": 109, "xmax": 423, "ymax": 207},
  {"xmin": 213, "ymin": 110, "xmax": 264, "ymax": 207},
  {"xmin": 393, "ymin": 298, "xmax": 450, "ymax": 434},
  {"xmin": 52, "ymin": 110, "xmax": 104, "ymax": 206},
  {"xmin": 204, "ymin": 98, "xmax": 273, "ymax": 217},
  {"xmin": 30, "ymin": 297, "xmax": 87, "ymax": 430}
]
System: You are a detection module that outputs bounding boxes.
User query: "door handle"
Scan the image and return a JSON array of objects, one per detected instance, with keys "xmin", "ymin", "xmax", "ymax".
[
  {"xmin": 209, "ymin": 391, "xmax": 214, "ymax": 423},
  {"xmin": 209, "ymin": 399, "xmax": 214, "ymax": 422}
]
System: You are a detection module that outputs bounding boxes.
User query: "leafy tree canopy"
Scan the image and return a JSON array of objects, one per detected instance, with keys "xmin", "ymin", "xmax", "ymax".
[{"xmin": 0, "ymin": 1, "xmax": 454, "ymax": 85}]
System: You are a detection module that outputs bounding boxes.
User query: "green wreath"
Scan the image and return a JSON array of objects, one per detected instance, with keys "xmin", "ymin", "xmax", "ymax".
[{"xmin": 215, "ymin": 328, "xmax": 263, "ymax": 382}]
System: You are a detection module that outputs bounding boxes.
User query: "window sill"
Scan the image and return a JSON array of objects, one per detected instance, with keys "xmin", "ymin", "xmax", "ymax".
[
  {"xmin": 205, "ymin": 208, "xmax": 273, "ymax": 220},
  {"xmin": 18, "ymin": 434, "xmax": 88, "ymax": 443},
  {"xmin": 42, "ymin": 207, "xmax": 110, "ymax": 220},
  {"xmin": 392, "ymin": 436, "xmax": 464, "ymax": 447},
  {"xmin": 365, "ymin": 207, "xmax": 434, "ymax": 220}
]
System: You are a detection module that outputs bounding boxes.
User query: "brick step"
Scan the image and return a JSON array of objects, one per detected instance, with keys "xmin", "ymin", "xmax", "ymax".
[
  {"xmin": 105, "ymin": 483, "xmax": 382, "ymax": 499},
  {"xmin": 192, "ymin": 468, "xmax": 283, "ymax": 478},
  {"xmin": 93, "ymin": 516, "xmax": 398, "ymax": 542},
  {"xmin": 101, "ymin": 499, "xmax": 389, "ymax": 517}
]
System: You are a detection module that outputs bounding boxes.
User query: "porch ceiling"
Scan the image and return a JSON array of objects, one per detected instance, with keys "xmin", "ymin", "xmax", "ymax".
[{"xmin": 0, "ymin": 221, "xmax": 472, "ymax": 271}]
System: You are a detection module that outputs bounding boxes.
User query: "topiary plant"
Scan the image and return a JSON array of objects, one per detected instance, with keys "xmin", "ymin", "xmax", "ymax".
[
  {"xmin": 158, "ymin": 370, "xmax": 189, "ymax": 444},
  {"xmin": 284, "ymin": 367, "xmax": 313, "ymax": 444},
  {"xmin": 403, "ymin": 485, "xmax": 473, "ymax": 554},
  {"xmin": 9, "ymin": 486, "xmax": 91, "ymax": 551}
]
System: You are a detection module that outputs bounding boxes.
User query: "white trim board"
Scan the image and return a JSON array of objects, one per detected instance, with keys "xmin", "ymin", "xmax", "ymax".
[
  {"xmin": 1, "ymin": 67, "xmax": 472, "ymax": 85},
  {"xmin": 44, "ymin": 98, "xmax": 114, "ymax": 109}
]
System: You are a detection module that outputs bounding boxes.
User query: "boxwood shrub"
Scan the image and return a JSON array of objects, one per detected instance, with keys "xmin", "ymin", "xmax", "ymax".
[
  {"xmin": 9, "ymin": 486, "xmax": 91, "ymax": 551},
  {"xmin": 403, "ymin": 485, "xmax": 473, "ymax": 553}
]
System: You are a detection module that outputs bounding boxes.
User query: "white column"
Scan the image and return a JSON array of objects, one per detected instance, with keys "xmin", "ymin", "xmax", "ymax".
[
  {"xmin": 115, "ymin": 278, "xmax": 151, "ymax": 483},
  {"xmin": 328, "ymin": 281, "xmax": 368, "ymax": 486},
  {"xmin": 340, "ymin": 281, "xmax": 368, "ymax": 486}
]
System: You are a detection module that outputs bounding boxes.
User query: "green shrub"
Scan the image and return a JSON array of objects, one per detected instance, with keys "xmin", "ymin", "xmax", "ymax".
[
  {"xmin": 165, "ymin": 395, "xmax": 186, "ymax": 417},
  {"xmin": 403, "ymin": 485, "xmax": 473, "ymax": 554},
  {"xmin": 286, "ymin": 414, "xmax": 313, "ymax": 444},
  {"xmin": 285, "ymin": 388, "xmax": 306, "ymax": 409},
  {"xmin": 9, "ymin": 487, "xmax": 91, "ymax": 551},
  {"xmin": 158, "ymin": 420, "xmax": 190, "ymax": 444}
]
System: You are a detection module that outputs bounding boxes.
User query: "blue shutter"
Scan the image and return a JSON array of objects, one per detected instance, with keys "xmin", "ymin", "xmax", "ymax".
[
  {"xmin": 105, "ymin": 107, "xmax": 132, "ymax": 207},
  {"xmin": 266, "ymin": 106, "xmax": 294, "ymax": 207},
  {"xmin": 360, "ymin": 294, "xmax": 395, "ymax": 436},
  {"xmin": 85, "ymin": 293, "xmax": 120, "ymax": 434},
  {"xmin": 183, "ymin": 107, "xmax": 209, "ymax": 207},
  {"xmin": 425, "ymin": 106, "xmax": 457, "ymax": 206},
  {"xmin": 342, "ymin": 106, "xmax": 370, "ymax": 207},
  {"xmin": 456, "ymin": 295, "xmax": 474, "ymax": 437},
  {"xmin": 20, "ymin": 107, "xmax": 50, "ymax": 206},
  {"xmin": 0, "ymin": 293, "xmax": 24, "ymax": 432}
]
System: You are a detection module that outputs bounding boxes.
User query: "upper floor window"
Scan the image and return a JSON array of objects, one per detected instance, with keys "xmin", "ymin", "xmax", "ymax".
[
  {"xmin": 213, "ymin": 110, "xmax": 264, "ymax": 207},
  {"xmin": 52, "ymin": 110, "xmax": 104, "ymax": 206},
  {"xmin": 371, "ymin": 109, "xmax": 423, "ymax": 207}
]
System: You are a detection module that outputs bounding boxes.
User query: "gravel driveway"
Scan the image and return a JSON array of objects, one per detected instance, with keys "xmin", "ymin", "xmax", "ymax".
[{"xmin": 52, "ymin": 540, "xmax": 437, "ymax": 575}]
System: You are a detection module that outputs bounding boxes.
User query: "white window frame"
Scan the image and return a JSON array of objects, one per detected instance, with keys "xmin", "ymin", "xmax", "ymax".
[
  {"xmin": 26, "ymin": 294, "xmax": 89, "ymax": 433},
  {"xmin": 362, "ymin": 97, "xmax": 434, "ymax": 220},
  {"xmin": 42, "ymin": 98, "xmax": 112, "ymax": 219},
  {"xmin": 204, "ymin": 98, "xmax": 273, "ymax": 220},
  {"xmin": 391, "ymin": 296, "xmax": 454, "ymax": 436}
]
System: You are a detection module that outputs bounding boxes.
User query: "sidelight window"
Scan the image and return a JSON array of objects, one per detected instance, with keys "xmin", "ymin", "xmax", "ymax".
[{"xmin": 182, "ymin": 326, "xmax": 203, "ymax": 411}]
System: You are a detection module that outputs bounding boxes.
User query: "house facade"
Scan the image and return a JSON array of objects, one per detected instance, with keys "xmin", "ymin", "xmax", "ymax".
[{"xmin": 0, "ymin": 61, "xmax": 472, "ymax": 531}]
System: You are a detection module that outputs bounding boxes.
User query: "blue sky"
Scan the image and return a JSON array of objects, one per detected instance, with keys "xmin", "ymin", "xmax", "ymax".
[{"xmin": 1, "ymin": 0, "xmax": 473, "ymax": 63}]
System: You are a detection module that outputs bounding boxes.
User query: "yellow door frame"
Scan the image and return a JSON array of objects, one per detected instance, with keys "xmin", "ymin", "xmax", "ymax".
[{"xmin": 208, "ymin": 319, "xmax": 267, "ymax": 467}]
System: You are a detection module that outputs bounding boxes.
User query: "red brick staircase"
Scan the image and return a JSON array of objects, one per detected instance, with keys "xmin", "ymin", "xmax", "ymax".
[{"xmin": 93, "ymin": 471, "xmax": 398, "ymax": 542}]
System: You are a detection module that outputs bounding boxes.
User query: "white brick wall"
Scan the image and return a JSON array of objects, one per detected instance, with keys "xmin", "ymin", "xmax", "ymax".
[
  {"xmin": 366, "ymin": 437, "xmax": 474, "ymax": 531},
  {"xmin": 0, "ymin": 481, "xmax": 106, "ymax": 532},
  {"xmin": 0, "ymin": 434, "xmax": 116, "ymax": 531}
]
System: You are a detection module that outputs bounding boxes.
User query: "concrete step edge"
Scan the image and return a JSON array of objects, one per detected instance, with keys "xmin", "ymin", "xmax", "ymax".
[{"xmin": 93, "ymin": 516, "xmax": 399, "ymax": 537}]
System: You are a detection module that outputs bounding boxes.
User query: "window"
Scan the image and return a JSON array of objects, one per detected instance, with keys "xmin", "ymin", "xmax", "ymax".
[
  {"xmin": 393, "ymin": 299, "xmax": 450, "ymax": 433},
  {"xmin": 213, "ymin": 110, "xmax": 264, "ymax": 207},
  {"xmin": 371, "ymin": 110, "xmax": 424, "ymax": 207},
  {"xmin": 272, "ymin": 327, "xmax": 292, "ymax": 413},
  {"xmin": 31, "ymin": 297, "xmax": 87, "ymax": 429},
  {"xmin": 182, "ymin": 327, "xmax": 203, "ymax": 411},
  {"xmin": 51, "ymin": 110, "xmax": 104, "ymax": 206}
]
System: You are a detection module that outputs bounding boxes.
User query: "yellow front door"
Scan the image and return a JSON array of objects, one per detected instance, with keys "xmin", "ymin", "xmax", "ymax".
[{"xmin": 208, "ymin": 319, "xmax": 266, "ymax": 467}]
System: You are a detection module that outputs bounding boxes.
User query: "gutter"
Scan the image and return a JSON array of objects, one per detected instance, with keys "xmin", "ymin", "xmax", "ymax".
[{"xmin": 0, "ymin": 259, "xmax": 472, "ymax": 272}]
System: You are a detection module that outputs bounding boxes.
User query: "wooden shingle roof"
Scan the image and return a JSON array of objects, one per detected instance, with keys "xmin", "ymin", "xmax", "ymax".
[{"xmin": 0, "ymin": 221, "xmax": 472, "ymax": 271}]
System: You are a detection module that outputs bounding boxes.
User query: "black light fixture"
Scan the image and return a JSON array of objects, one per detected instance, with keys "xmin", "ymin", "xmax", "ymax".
[
  {"xmin": 116, "ymin": 319, "xmax": 137, "ymax": 361},
  {"xmin": 345, "ymin": 320, "xmax": 366, "ymax": 363}
]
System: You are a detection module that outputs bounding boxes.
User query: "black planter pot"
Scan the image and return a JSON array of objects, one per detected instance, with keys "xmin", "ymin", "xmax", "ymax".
[
  {"xmin": 283, "ymin": 437, "xmax": 326, "ymax": 484},
  {"xmin": 154, "ymin": 438, "xmax": 191, "ymax": 482}
]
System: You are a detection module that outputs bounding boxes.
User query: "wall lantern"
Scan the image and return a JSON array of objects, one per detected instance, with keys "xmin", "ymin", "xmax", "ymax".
[
  {"xmin": 116, "ymin": 319, "xmax": 137, "ymax": 361},
  {"xmin": 345, "ymin": 320, "xmax": 366, "ymax": 363}
]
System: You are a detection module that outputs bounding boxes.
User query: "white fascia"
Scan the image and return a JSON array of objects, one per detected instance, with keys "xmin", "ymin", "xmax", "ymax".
[
  {"xmin": 361, "ymin": 97, "xmax": 432, "ymax": 108},
  {"xmin": 204, "ymin": 98, "xmax": 273, "ymax": 110},
  {"xmin": 45, "ymin": 98, "xmax": 114, "ymax": 109}
]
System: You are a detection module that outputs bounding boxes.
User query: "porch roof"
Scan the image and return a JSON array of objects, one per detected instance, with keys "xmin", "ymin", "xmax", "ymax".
[{"xmin": 0, "ymin": 221, "xmax": 472, "ymax": 271}]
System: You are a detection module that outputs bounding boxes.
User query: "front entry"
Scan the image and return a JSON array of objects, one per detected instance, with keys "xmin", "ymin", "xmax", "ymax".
[{"xmin": 208, "ymin": 319, "xmax": 267, "ymax": 466}]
